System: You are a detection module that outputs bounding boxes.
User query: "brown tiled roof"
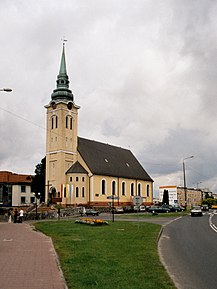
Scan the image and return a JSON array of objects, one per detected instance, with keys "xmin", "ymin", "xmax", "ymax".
[
  {"xmin": 0, "ymin": 171, "xmax": 33, "ymax": 184},
  {"xmin": 76, "ymin": 137, "xmax": 153, "ymax": 181}
]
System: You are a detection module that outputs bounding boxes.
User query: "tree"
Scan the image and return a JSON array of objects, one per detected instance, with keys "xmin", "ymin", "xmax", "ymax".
[
  {"xmin": 31, "ymin": 157, "xmax": 46, "ymax": 202},
  {"xmin": 162, "ymin": 190, "xmax": 169, "ymax": 205}
]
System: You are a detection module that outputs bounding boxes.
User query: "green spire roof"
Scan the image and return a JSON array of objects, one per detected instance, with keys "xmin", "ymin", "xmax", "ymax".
[
  {"xmin": 51, "ymin": 43, "xmax": 73, "ymax": 102},
  {"xmin": 59, "ymin": 44, "xmax": 67, "ymax": 75}
]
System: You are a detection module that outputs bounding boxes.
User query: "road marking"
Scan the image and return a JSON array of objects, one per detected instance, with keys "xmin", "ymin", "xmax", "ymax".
[
  {"xmin": 209, "ymin": 213, "xmax": 217, "ymax": 233},
  {"xmin": 162, "ymin": 235, "xmax": 170, "ymax": 239}
]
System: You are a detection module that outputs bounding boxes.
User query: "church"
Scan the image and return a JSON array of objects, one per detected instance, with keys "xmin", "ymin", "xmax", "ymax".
[{"xmin": 45, "ymin": 44, "xmax": 153, "ymax": 207}]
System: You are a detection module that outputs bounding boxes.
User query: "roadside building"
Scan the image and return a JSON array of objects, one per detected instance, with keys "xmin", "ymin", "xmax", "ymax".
[
  {"xmin": 0, "ymin": 171, "xmax": 35, "ymax": 207},
  {"xmin": 159, "ymin": 186, "xmax": 178, "ymax": 205},
  {"xmin": 45, "ymin": 44, "xmax": 153, "ymax": 207},
  {"xmin": 159, "ymin": 185, "xmax": 203, "ymax": 207}
]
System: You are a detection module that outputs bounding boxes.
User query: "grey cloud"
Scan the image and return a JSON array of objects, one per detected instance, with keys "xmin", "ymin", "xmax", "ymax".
[{"xmin": 1, "ymin": 0, "xmax": 217, "ymax": 196}]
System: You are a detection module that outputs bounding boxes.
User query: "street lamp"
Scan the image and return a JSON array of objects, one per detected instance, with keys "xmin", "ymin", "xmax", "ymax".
[
  {"xmin": 183, "ymin": 156, "xmax": 194, "ymax": 208},
  {"xmin": 33, "ymin": 192, "xmax": 41, "ymax": 220},
  {"xmin": 0, "ymin": 88, "xmax": 12, "ymax": 92}
]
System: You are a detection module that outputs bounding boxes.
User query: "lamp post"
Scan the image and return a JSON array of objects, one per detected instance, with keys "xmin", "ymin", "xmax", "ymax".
[
  {"xmin": 183, "ymin": 156, "xmax": 194, "ymax": 208},
  {"xmin": 0, "ymin": 88, "xmax": 12, "ymax": 92},
  {"xmin": 33, "ymin": 192, "xmax": 41, "ymax": 220}
]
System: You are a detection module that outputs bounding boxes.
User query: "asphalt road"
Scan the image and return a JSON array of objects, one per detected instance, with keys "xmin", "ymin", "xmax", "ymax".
[{"xmin": 159, "ymin": 213, "xmax": 217, "ymax": 289}]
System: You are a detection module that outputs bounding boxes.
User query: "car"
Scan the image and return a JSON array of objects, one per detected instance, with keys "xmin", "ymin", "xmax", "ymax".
[
  {"xmin": 133, "ymin": 205, "xmax": 146, "ymax": 212},
  {"xmin": 201, "ymin": 204, "xmax": 209, "ymax": 211},
  {"xmin": 191, "ymin": 206, "xmax": 203, "ymax": 217},
  {"xmin": 173, "ymin": 205, "xmax": 185, "ymax": 212},
  {"xmin": 114, "ymin": 206, "xmax": 124, "ymax": 214},
  {"xmin": 123, "ymin": 206, "xmax": 134, "ymax": 213},
  {"xmin": 147, "ymin": 206, "xmax": 170, "ymax": 213},
  {"xmin": 85, "ymin": 209, "xmax": 100, "ymax": 216},
  {"xmin": 161, "ymin": 204, "xmax": 185, "ymax": 212}
]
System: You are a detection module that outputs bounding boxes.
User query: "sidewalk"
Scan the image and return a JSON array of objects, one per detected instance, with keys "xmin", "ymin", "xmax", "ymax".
[{"xmin": 0, "ymin": 222, "xmax": 67, "ymax": 289}]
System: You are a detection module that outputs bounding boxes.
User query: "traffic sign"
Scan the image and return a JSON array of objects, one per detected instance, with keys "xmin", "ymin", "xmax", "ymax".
[{"xmin": 133, "ymin": 195, "xmax": 143, "ymax": 206}]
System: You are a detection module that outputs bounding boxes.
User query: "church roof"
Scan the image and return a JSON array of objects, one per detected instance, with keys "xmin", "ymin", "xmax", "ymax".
[
  {"xmin": 76, "ymin": 137, "xmax": 153, "ymax": 181},
  {"xmin": 66, "ymin": 161, "xmax": 88, "ymax": 174}
]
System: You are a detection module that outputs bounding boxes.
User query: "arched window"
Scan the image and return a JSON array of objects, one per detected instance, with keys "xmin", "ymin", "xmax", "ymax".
[
  {"xmin": 76, "ymin": 187, "xmax": 79, "ymax": 198},
  {"xmin": 112, "ymin": 181, "xmax": 116, "ymax": 195},
  {"xmin": 52, "ymin": 115, "xmax": 58, "ymax": 129},
  {"xmin": 66, "ymin": 116, "xmax": 73, "ymax": 129},
  {"xmin": 82, "ymin": 187, "xmax": 85, "ymax": 198},
  {"xmin": 101, "ymin": 179, "xmax": 106, "ymax": 195},
  {"xmin": 147, "ymin": 185, "xmax": 150, "ymax": 197},
  {"xmin": 138, "ymin": 183, "xmax": 141, "ymax": 196},
  {"xmin": 122, "ymin": 182, "xmax": 126, "ymax": 196},
  {"xmin": 131, "ymin": 183, "xmax": 134, "ymax": 196}
]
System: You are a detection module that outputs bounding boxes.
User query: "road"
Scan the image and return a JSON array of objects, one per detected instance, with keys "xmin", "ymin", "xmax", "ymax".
[{"xmin": 159, "ymin": 212, "xmax": 217, "ymax": 289}]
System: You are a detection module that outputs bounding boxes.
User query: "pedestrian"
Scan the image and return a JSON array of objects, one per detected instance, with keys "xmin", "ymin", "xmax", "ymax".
[
  {"xmin": 19, "ymin": 209, "xmax": 24, "ymax": 223},
  {"xmin": 14, "ymin": 209, "xmax": 18, "ymax": 223},
  {"xmin": 8, "ymin": 209, "xmax": 12, "ymax": 223}
]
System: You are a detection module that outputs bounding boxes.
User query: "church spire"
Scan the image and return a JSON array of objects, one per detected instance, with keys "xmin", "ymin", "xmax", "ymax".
[
  {"xmin": 59, "ymin": 42, "xmax": 67, "ymax": 75},
  {"xmin": 51, "ymin": 42, "xmax": 73, "ymax": 102}
]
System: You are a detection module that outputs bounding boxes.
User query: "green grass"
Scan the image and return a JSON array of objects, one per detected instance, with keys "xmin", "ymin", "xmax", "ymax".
[{"xmin": 35, "ymin": 220, "xmax": 176, "ymax": 289}]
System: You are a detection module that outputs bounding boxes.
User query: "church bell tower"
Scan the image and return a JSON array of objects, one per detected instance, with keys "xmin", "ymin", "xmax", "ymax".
[{"xmin": 45, "ymin": 43, "xmax": 80, "ymax": 202}]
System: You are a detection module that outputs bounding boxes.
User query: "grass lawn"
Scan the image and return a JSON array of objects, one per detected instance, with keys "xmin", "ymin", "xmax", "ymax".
[{"xmin": 35, "ymin": 220, "xmax": 176, "ymax": 289}]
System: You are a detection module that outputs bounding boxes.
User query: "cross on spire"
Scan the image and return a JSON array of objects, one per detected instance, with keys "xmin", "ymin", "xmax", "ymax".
[{"xmin": 61, "ymin": 36, "xmax": 67, "ymax": 46}]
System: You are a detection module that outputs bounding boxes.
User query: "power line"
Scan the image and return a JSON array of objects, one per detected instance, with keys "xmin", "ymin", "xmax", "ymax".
[{"xmin": 0, "ymin": 106, "xmax": 45, "ymax": 131}]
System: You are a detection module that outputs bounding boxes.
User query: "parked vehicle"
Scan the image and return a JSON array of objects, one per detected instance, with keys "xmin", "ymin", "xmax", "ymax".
[
  {"xmin": 147, "ymin": 206, "xmax": 170, "ymax": 213},
  {"xmin": 191, "ymin": 206, "xmax": 203, "ymax": 217},
  {"xmin": 134, "ymin": 205, "xmax": 146, "ymax": 212},
  {"xmin": 161, "ymin": 204, "xmax": 185, "ymax": 212},
  {"xmin": 114, "ymin": 206, "xmax": 124, "ymax": 214},
  {"xmin": 123, "ymin": 206, "xmax": 134, "ymax": 213},
  {"xmin": 85, "ymin": 209, "xmax": 100, "ymax": 216}
]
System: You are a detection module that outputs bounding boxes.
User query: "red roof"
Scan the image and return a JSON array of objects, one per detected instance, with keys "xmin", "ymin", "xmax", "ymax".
[{"xmin": 0, "ymin": 171, "xmax": 33, "ymax": 183}]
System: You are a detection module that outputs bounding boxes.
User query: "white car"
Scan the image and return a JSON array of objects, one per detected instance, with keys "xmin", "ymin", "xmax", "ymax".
[
  {"xmin": 134, "ymin": 205, "xmax": 146, "ymax": 212},
  {"xmin": 191, "ymin": 206, "xmax": 203, "ymax": 217},
  {"xmin": 114, "ymin": 206, "xmax": 124, "ymax": 214}
]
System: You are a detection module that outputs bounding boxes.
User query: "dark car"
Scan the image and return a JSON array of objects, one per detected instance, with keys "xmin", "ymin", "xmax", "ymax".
[
  {"xmin": 201, "ymin": 204, "xmax": 209, "ymax": 211},
  {"xmin": 123, "ymin": 206, "xmax": 134, "ymax": 213},
  {"xmin": 161, "ymin": 204, "xmax": 185, "ymax": 212},
  {"xmin": 147, "ymin": 206, "xmax": 170, "ymax": 213},
  {"xmin": 85, "ymin": 209, "xmax": 100, "ymax": 216}
]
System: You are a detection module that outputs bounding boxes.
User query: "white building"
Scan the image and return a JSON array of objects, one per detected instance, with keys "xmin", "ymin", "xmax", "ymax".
[
  {"xmin": 0, "ymin": 171, "xmax": 35, "ymax": 207},
  {"xmin": 159, "ymin": 186, "xmax": 178, "ymax": 205}
]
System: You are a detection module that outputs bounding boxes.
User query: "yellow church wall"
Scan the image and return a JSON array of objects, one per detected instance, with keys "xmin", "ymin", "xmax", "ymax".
[
  {"xmin": 63, "ymin": 171, "xmax": 153, "ymax": 207},
  {"xmin": 89, "ymin": 175, "xmax": 153, "ymax": 206},
  {"xmin": 46, "ymin": 103, "xmax": 78, "ymax": 154},
  {"xmin": 63, "ymin": 173, "xmax": 89, "ymax": 206},
  {"xmin": 45, "ymin": 101, "xmax": 79, "ymax": 202}
]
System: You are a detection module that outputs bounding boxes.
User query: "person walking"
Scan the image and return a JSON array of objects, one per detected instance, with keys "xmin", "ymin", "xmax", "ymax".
[
  {"xmin": 14, "ymin": 209, "xmax": 18, "ymax": 223},
  {"xmin": 19, "ymin": 209, "xmax": 24, "ymax": 223},
  {"xmin": 8, "ymin": 209, "xmax": 12, "ymax": 223}
]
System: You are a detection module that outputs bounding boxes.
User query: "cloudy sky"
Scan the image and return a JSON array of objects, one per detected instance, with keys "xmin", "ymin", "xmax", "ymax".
[{"xmin": 1, "ymin": 0, "xmax": 217, "ymax": 196}]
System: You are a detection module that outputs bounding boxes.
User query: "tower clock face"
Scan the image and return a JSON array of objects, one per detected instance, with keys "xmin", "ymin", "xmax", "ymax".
[
  {"xmin": 67, "ymin": 102, "xmax": 73, "ymax": 110},
  {"xmin": 51, "ymin": 102, "xmax": 56, "ymax": 109}
]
